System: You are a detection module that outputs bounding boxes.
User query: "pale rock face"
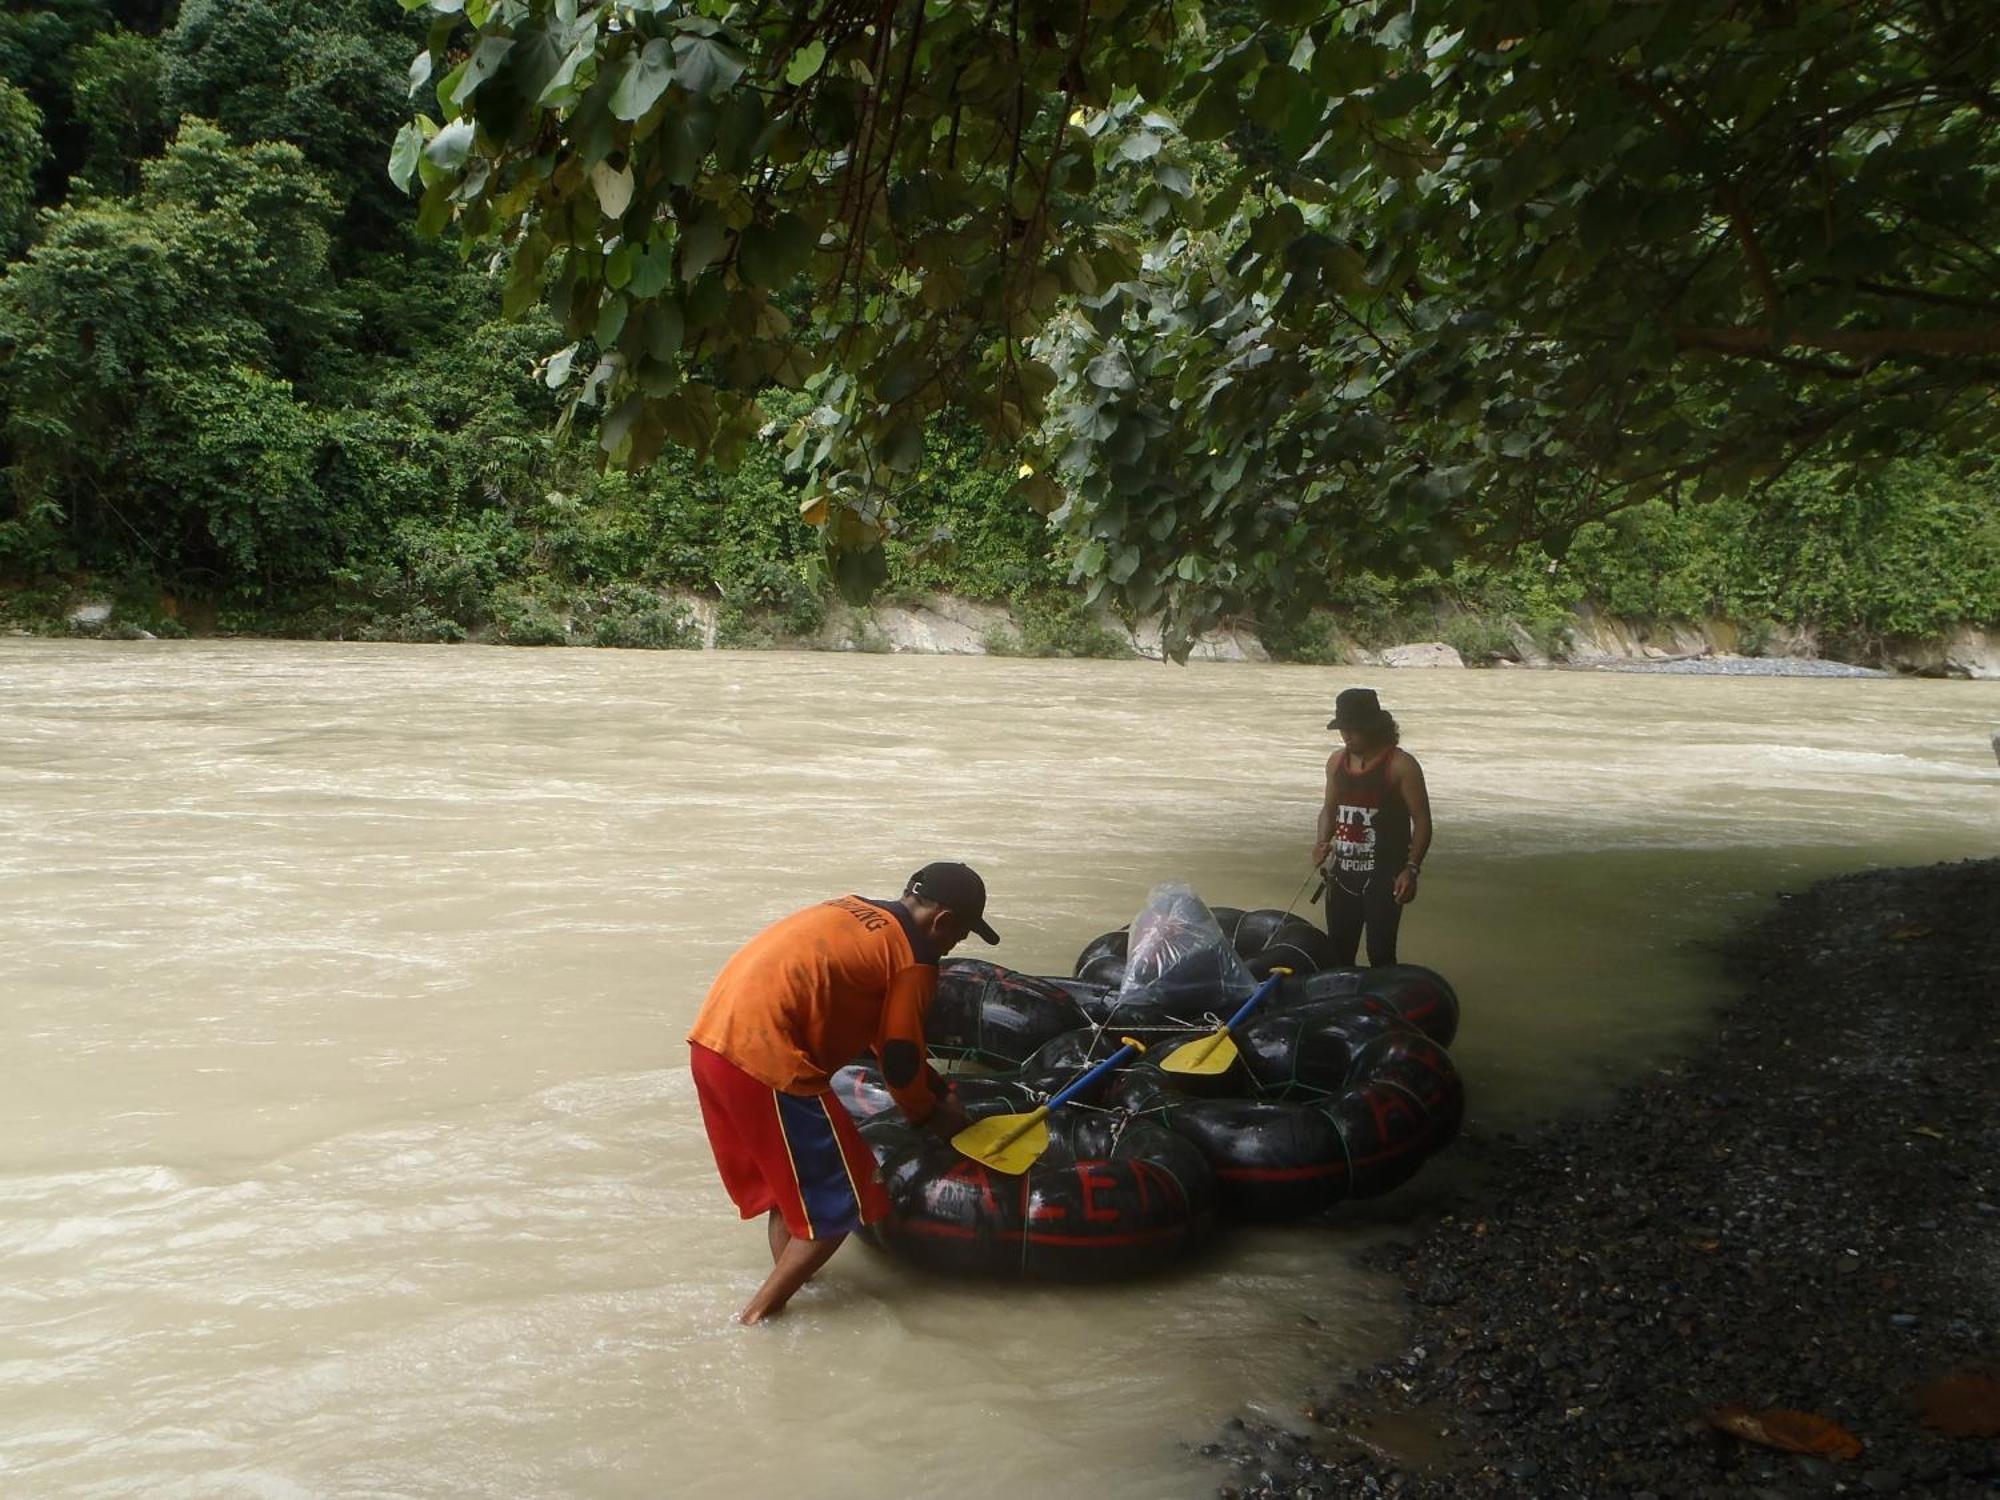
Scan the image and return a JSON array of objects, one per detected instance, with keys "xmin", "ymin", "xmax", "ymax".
[
  {"xmin": 1559, "ymin": 603, "xmax": 1644, "ymax": 662},
  {"xmin": 1943, "ymin": 626, "xmax": 2000, "ymax": 681},
  {"xmin": 67, "ymin": 602, "xmax": 113, "ymax": 627},
  {"xmin": 1379, "ymin": 641, "xmax": 1466, "ymax": 669},
  {"xmin": 1758, "ymin": 620, "xmax": 1822, "ymax": 659},
  {"xmin": 1886, "ymin": 625, "xmax": 2000, "ymax": 679},
  {"xmin": 1127, "ymin": 615, "xmax": 1270, "ymax": 662},
  {"xmin": 675, "ymin": 594, "xmax": 720, "ymax": 649},
  {"xmin": 1505, "ymin": 621, "xmax": 1551, "ymax": 668},
  {"xmin": 867, "ymin": 598, "xmax": 1012, "ymax": 655}
]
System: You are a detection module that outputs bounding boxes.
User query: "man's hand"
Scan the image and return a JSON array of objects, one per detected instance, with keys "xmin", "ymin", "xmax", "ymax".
[
  {"xmin": 1392, "ymin": 866, "xmax": 1420, "ymax": 906},
  {"xmin": 1310, "ymin": 839, "xmax": 1331, "ymax": 869},
  {"xmin": 924, "ymin": 1092, "xmax": 969, "ymax": 1139}
]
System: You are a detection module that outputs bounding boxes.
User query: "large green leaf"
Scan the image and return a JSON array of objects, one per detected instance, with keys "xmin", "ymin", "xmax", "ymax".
[
  {"xmin": 422, "ymin": 119, "xmax": 474, "ymax": 170},
  {"xmin": 610, "ymin": 40, "xmax": 676, "ymax": 122},
  {"xmin": 673, "ymin": 35, "xmax": 748, "ymax": 97},
  {"xmin": 387, "ymin": 121, "xmax": 426, "ymax": 193},
  {"xmin": 677, "ymin": 212, "xmax": 726, "ymax": 283},
  {"xmin": 736, "ymin": 212, "xmax": 814, "ymax": 290}
]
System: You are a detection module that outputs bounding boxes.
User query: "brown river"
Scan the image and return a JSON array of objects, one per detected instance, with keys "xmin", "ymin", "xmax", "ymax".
[{"xmin": 3, "ymin": 639, "xmax": 1996, "ymax": 1499}]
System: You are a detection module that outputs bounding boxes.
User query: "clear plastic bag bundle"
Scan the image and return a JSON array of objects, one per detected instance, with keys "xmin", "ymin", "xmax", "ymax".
[{"xmin": 1116, "ymin": 883, "xmax": 1256, "ymax": 1010}]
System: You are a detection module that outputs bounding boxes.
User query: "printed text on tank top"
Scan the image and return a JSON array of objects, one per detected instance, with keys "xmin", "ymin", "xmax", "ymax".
[{"xmin": 1331, "ymin": 746, "xmax": 1412, "ymax": 893}]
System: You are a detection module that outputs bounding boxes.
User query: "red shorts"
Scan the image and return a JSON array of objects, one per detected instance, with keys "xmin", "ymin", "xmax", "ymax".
[{"xmin": 689, "ymin": 1043, "xmax": 892, "ymax": 1240}]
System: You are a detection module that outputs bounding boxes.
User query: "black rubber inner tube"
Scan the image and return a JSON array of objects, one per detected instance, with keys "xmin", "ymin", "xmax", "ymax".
[
  {"xmin": 840, "ymin": 1065, "xmax": 1219, "ymax": 1280},
  {"xmin": 932, "ymin": 959, "xmax": 1090, "ymax": 1068}
]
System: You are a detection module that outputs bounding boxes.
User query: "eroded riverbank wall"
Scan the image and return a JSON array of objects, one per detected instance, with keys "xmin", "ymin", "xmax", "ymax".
[{"xmin": 17, "ymin": 587, "xmax": 2000, "ymax": 678}]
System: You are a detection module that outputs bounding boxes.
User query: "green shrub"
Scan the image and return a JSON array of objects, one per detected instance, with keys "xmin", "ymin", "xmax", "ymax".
[
  {"xmin": 1317, "ymin": 570, "xmax": 1436, "ymax": 647},
  {"xmin": 1736, "ymin": 617, "xmax": 1776, "ymax": 657},
  {"xmin": 356, "ymin": 607, "xmax": 467, "ymax": 645},
  {"xmin": 1010, "ymin": 594, "xmax": 1131, "ymax": 658},
  {"xmin": 1437, "ymin": 613, "xmax": 1514, "ymax": 662},
  {"xmin": 582, "ymin": 584, "xmax": 700, "ymax": 649},
  {"xmin": 713, "ymin": 603, "xmax": 777, "ymax": 649},
  {"xmin": 490, "ymin": 587, "xmax": 567, "ymax": 646},
  {"xmin": 716, "ymin": 556, "xmax": 825, "ymax": 637},
  {"xmin": 1258, "ymin": 610, "xmax": 1346, "ymax": 664}
]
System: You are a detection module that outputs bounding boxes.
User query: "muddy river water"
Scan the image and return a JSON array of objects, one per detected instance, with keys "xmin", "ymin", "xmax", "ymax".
[{"xmin": 2, "ymin": 640, "xmax": 1995, "ymax": 1499}]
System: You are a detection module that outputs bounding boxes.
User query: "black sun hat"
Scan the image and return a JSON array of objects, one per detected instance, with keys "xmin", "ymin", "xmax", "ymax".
[
  {"xmin": 1326, "ymin": 687, "xmax": 1389, "ymax": 731},
  {"xmin": 907, "ymin": 861, "xmax": 999, "ymax": 944}
]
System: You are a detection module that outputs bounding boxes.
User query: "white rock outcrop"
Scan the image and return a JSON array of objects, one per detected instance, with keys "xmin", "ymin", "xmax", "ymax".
[
  {"xmin": 1886, "ymin": 625, "xmax": 2000, "ymax": 679},
  {"xmin": 1505, "ymin": 621, "xmax": 1551, "ymax": 668},
  {"xmin": 1944, "ymin": 626, "xmax": 2000, "ymax": 680},
  {"xmin": 1128, "ymin": 615, "xmax": 1270, "ymax": 662},
  {"xmin": 866, "ymin": 598, "xmax": 1011, "ymax": 654},
  {"xmin": 1379, "ymin": 641, "xmax": 1465, "ymax": 668},
  {"xmin": 672, "ymin": 593, "xmax": 720, "ymax": 649}
]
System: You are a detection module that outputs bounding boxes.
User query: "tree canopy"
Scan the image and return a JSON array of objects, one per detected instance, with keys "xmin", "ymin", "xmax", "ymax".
[
  {"xmin": 391, "ymin": 0, "xmax": 2000, "ymax": 650},
  {"xmin": 7, "ymin": 0, "xmax": 1992, "ymax": 652},
  {"xmin": 35, "ymin": 1, "xmax": 2000, "ymax": 656}
]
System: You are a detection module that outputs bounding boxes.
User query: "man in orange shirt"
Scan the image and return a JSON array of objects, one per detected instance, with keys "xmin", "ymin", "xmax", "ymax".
[{"xmin": 687, "ymin": 862, "xmax": 996, "ymax": 1323}]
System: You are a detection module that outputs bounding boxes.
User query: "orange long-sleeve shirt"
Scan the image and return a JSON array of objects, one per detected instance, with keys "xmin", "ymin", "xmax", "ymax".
[{"xmin": 686, "ymin": 896, "xmax": 941, "ymax": 1122}]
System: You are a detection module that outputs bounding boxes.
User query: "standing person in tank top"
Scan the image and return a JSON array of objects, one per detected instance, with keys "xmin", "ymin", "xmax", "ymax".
[{"xmin": 1310, "ymin": 688, "xmax": 1432, "ymax": 966}]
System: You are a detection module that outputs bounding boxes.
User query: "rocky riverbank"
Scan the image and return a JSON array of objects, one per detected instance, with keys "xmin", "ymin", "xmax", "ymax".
[
  {"xmin": 1209, "ymin": 859, "xmax": 2000, "ymax": 1499},
  {"xmin": 13, "ymin": 584, "xmax": 1999, "ymax": 677}
]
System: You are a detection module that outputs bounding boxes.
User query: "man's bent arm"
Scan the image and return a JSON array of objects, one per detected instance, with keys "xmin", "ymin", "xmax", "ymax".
[{"xmin": 877, "ymin": 966, "xmax": 940, "ymax": 1123}]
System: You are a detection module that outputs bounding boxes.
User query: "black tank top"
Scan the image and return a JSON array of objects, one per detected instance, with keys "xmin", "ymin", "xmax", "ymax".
[{"xmin": 1330, "ymin": 747, "xmax": 1412, "ymax": 891}]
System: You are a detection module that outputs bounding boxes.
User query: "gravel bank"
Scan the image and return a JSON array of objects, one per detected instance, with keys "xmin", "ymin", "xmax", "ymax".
[
  {"xmin": 1210, "ymin": 859, "xmax": 2000, "ymax": 1499},
  {"xmin": 1600, "ymin": 656, "xmax": 1894, "ymax": 677}
]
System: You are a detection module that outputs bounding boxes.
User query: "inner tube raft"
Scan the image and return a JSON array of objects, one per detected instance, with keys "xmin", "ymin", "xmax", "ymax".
[
  {"xmin": 1111, "ymin": 995, "xmax": 1464, "ymax": 1221},
  {"xmin": 832, "ymin": 1063, "xmax": 1215, "ymax": 1279},
  {"xmin": 838, "ymin": 905, "xmax": 1465, "ymax": 1280}
]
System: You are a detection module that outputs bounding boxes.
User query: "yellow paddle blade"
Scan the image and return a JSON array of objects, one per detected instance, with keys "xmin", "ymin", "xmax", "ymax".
[
  {"xmin": 951, "ymin": 1105, "xmax": 1052, "ymax": 1176},
  {"xmin": 1160, "ymin": 1027, "xmax": 1240, "ymax": 1077}
]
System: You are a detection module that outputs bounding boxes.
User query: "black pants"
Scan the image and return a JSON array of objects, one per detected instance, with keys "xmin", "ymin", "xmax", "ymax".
[{"xmin": 1325, "ymin": 873, "xmax": 1401, "ymax": 967}]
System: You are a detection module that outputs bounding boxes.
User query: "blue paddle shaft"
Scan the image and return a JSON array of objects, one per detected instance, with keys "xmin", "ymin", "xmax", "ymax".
[
  {"xmin": 1219, "ymin": 972, "xmax": 1284, "ymax": 1033},
  {"xmin": 1044, "ymin": 1042, "xmax": 1139, "ymax": 1112}
]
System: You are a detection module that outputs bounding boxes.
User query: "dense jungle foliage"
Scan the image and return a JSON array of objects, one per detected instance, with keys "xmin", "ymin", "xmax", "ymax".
[{"xmin": 0, "ymin": 2, "xmax": 1996, "ymax": 657}]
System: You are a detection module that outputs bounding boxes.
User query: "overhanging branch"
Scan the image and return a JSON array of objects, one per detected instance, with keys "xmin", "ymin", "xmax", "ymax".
[{"xmin": 1674, "ymin": 324, "xmax": 2000, "ymax": 359}]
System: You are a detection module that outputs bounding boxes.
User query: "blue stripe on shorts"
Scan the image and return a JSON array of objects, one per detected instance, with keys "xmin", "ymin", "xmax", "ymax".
[{"xmin": 775, "ymin": 1092, "xmax": 864, "ymax": 1238}]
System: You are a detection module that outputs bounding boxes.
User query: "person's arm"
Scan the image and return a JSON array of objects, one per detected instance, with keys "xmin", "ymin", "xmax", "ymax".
[
  {"xmin": 1391, "ymin": 753, "xmax": 1432, "ymax": 906},
  {"xmin": 876, "ymin": 965, "xmax": 964, "ymax": 1136},
  {"xmin": 1311, "ymin": 752, "xmax": 1339, "ymax": 867}
]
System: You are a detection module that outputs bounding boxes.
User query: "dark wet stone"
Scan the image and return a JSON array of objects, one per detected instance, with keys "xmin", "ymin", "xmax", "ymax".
[{"xmin": 1197, "ymin": 860, "xmax": 2000, "ymax": 1500}]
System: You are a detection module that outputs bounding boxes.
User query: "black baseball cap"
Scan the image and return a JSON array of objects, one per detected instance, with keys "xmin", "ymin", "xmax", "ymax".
[{"xmin": 906, "ymin": 861, "xmax": 999, "ymax": 944}]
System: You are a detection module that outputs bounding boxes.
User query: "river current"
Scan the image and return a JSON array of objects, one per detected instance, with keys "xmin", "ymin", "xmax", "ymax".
[{"xmin": 2, "ymin": 640, "xmax": 1995, "ymax": 1499}]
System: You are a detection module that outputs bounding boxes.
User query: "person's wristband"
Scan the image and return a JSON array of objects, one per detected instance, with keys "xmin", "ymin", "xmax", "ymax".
[{"xmin": 1403, "ymin": 863, "xmax": 1422, "ymax": 875}]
